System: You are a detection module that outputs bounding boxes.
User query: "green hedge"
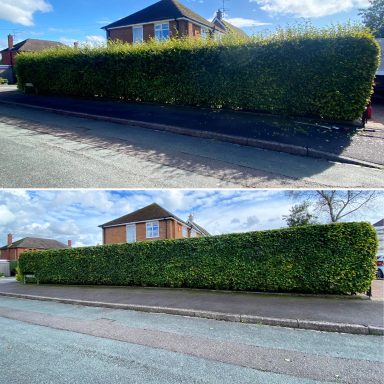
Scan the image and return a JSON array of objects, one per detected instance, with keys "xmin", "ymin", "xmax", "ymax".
[
  {"xmin": 15, "ymin": 25, "xmax": 379, "ymax": 121},
  {"xmin": 18, "ymin": 222, "xmax": 378, "ymax": 294}
]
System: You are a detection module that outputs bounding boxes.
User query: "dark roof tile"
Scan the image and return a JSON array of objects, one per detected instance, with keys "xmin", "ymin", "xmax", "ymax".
[
  {"xmin": 1, "ymin": 39, "xmax": 63, "ymax": 53},
  {"xmin": 103, "ymin": 0, "xmax": 215, "ymax": 30},
  {"xmin": 1, "ymin": 237, "xmax": 68, "ymax": 250}
]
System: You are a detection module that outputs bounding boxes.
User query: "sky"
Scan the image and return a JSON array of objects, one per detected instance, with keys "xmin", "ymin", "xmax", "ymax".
[
  {"xmin": 0, "ymin": 189, "xmax": 383, "ymax": 248},
  {"xmin": 0, "ymin": 0, "xmax": 371, "ymax": 48}
]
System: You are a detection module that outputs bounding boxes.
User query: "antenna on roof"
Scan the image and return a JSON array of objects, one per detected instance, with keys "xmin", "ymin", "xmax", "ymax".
[{"xmin": 221, "ymin": 0, "xmax": 229, "ymax": 18}]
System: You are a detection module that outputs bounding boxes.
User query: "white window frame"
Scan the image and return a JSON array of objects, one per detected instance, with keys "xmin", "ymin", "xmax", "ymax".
[
  {"xmin": 133, "ymin": 25, "xmax": 144, "ymax": 43},
  {"xmin": 155, "ymin": 23, "xmax": 170, "ymax": 41},
  {"xmin": 191, "ymin": 229, "xmax": 197, "ymax": 238},
  {"xmin": 146, "ymin": 221, "xmax": 160, "ymax": 239},
  {"xmin": 182, "ymin": 226, "xmax": 188, "ymax": 238},
  {"xmin": 201, "ymin": 28, "xmax": 209, "ymax": 39},
  {"xmin": 126, "ymin": 224, "xmax": 137, "ymax": 243}
]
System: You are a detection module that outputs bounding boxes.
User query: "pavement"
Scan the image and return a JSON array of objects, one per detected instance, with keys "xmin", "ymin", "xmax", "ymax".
[
  {"xmin": 0, "ymin": 85, "xmax": 383, "ymax": 167},
  {"xmin": 0, "ymin": 278, "xmax": 383, "ymax": 335}
]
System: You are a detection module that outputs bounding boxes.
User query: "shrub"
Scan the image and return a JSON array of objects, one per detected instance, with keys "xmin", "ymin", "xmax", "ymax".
[
  {"xmin": 18, "ymin": 222, "xmax": 378, "ymax": 294},
  {"xmin": 0, "ymin": 77, "xmax": 8, "ymax": 85},
  {"xmin": 15, "ymin": 24, "xmax": 379, "ymax": 121},
  {"xmin": 9, "ymin": 260, "xmax": 18, "ymax": 276}
]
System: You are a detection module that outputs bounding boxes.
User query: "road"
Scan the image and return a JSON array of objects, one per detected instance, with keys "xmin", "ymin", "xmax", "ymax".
[
  {"xmin": 0, "ymin": 297, "xmax": 382, "ymax": 384},
  {"xmin": 0, "ymin": 103, "xmax": 383, "ymax": 188}
]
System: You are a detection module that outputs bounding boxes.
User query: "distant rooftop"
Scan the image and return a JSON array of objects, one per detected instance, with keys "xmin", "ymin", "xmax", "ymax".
[{"xmin": 0, "ymin": 237, "xmax": 68, "ymax": 250}]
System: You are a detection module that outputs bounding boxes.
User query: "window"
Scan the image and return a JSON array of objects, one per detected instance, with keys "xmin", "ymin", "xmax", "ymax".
[
  {"xmin": 182, "ymin": 226, "xmax": 188, "ymax": 238},
  {"xmin": 155, "ymin": 23, "xmax": 170, "ymax": 41},
  {"xmin": 133, "ymin": 26, "xmax": 143, "ymax": 43},
  {"xmin": 191, "ymin": 230, "xmax": 197, "ymax": 238},
  {"xmin": 201, "ymin": 28, "xmax": 209, "ymax": 39},
  {"xmin": 146, "ymin": 221, "xmax": 160, "ymax": 238},
  {"xmin": 126, "ymin": 225, "xmax": 136, "ymax": 243}
]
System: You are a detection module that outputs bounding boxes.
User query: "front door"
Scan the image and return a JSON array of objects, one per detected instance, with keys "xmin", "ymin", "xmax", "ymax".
[{"xmin": 126, "ymin": 224, "xmax": 136, "ymax": 243}]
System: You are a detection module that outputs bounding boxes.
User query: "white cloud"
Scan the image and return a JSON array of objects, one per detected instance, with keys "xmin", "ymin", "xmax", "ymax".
[
  {"xmin": 84, "ymin": 35, "xmax": 106, "ymax": 47},
  {"xmin": 251, "ymin": 0, "xmax": 370, "ymax": 18},
  {"xmin": 226, "ymin": 17, "xmax": 271, "ymax": 28},
  {"xmin": 0, "ymin": 0, "xmax": 52, "ymax": 26},
  {"xmin": 0, "ymin": 206, "xmax": 15, "ymax": 226}
]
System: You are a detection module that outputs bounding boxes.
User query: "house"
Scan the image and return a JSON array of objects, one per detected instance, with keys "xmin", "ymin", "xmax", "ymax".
[
  {"xmin": 374, "ymin": 219, "xmax": 384, "ymax": 255},
  {"xmin": 100, "ymin": 203, "xmax": 210, "ymax": 245},
  {"xmin": 1, "ymin": 35, "xmax": 64, "ymax": 66},
  {"xmin": 212, "ymin": 10, "xmax": 249, "ymax": 38},
  {"xmin": 374, "ymin": 39, "xmax": 384, "ymax": 94},
  {"xmin": 102, "ymin": 0, "xmax": 225, "ymax": 44},
  {"xmin": 0, "ymin": 234, "xmax": 71, "ymax": 261}
]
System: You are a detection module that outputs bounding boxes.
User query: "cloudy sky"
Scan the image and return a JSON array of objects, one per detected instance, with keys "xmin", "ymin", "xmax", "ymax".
[
  {"xmin": 0, "ymin": 189, "xmax": 383, "ymax": 248},
  {"xmin": 0, "ymin": 0, "xmax": 371, "ymax": 47}
]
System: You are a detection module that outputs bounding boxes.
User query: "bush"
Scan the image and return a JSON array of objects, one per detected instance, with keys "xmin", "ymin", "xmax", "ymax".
[
  {"xmin": 9, "ymin": 260, "xmax": 18, "ymax": 276},
  {"xmin": 0, "ymin": 77, "xmax": 8, "ymax": 85},
  {"xmin": 18, "ymin": 222, "xmax": 378, "ymax": 294},
  {"xmin": 15, "ymin": 24, "xmax": 379, "ymax": 121}
]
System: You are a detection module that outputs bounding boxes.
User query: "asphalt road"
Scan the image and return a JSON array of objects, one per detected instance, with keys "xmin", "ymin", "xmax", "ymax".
[
  {"xmin": 0, "ymin": 104, "xmax": 383, "ymax": 188},
  {"xmin": 0, "ymin": 297, "xmax": 382, "ymax": 384}
]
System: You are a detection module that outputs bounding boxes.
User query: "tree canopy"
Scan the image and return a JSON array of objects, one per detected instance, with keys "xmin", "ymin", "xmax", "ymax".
[{"xmin": 359, "ymin": 0, "xmax": 384, "ymax": 37}]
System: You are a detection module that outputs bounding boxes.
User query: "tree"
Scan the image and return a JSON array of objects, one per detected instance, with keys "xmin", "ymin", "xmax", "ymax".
[
  {"xmin": 359, "ymin": 0, "xmax": 384, "ymax": 38},
  {"xmin": 283, "ymin": 202, "xmax": 317, "ymax": 227},
  {"xmin": 287, "ymin": 190, "xmax": 377, "ymax": 223}
]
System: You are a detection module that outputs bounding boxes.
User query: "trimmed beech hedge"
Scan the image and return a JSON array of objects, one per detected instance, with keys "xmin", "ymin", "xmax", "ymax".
[
  {"xmin": 15, "ymin": 26, "xmax": 379, "ymax": 121},
  {"xmin": 18, "ymin": 222, "xmax": 377, "ymax": 294}
]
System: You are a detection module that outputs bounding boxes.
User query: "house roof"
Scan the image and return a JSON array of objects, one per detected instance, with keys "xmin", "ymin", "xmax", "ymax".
[
  {"xmin": 0, "ymin": 237, "xmax": 68, "ymax": 250},
  {"xmin": 1, "ymin": 39, "xmax": 64, "ymax": 53},
  {"xmin": 212, "ymin": 17, "xmax": 248, "ymax": 38},
  {"xmin": 100, "ymin": 203, "xmax": 189, "ymax": 227},
  {"xmin": 374, "ymin": 219, "xmax": 384, "ymax": 227},
  {"xmin": 103, "ymin": 0, "xmax": 215, "ymax": 30},
  {"xmin": 377, "ymin": 39, "xmax": 384, "ymax": 76},
  {"xmin": 100, "ymin": 203, "xmax": 210, "ymax": 236}
]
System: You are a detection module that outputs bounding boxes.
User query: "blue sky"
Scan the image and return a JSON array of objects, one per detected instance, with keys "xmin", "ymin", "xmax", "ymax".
[
  {"xmin": 0, "ymin": 0, "xmax": 371, "ymax": 47},
  {"xmin": 0, "ymin": 190, "xmax": 383, "ymax": 247}
]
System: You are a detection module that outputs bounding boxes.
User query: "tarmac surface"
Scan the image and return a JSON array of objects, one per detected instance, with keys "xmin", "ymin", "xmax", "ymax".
[
  {"xmin": 0, "ymin": 85, "xmax": 383, "ymax": 166},
  {"xmin": 1, "ymin": 296, "xmax": 383, "ymax": 383},
  {"xmin": 0, "ymin": 278, "xmax": 383, "ymax": 333}
]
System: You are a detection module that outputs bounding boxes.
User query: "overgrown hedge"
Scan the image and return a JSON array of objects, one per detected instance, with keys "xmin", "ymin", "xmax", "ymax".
[
  {"xmin": 18, "ymin": 222, "xmax": 378, "ymax": 294},
  {"xmin": 15, "ymin": 25, "xmax": 379, "ymax": 121}
]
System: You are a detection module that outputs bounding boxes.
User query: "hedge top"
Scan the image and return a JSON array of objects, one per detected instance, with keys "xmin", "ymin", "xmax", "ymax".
[{"xmin": 15, "ymin": 23, "xmax": 380, "ymax": 121}]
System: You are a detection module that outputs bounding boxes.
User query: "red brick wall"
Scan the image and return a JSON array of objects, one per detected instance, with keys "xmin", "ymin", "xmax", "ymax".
[
  {"xmin": 109, "ymin": 27, "xmax": 133, "ymax": 43},
  {"xmin": 143, "ymin": 24, "xmax": 155, "ymax": 41},
  {"xmin": 1, "ymin": 248, "xmax": 33, "ymax": 260},
  {"xmin": 1, "ymin": 51, "xmax": 16, "ymax": 66},
  {"xmin": 103, "ymin": 218, "xmax": 191, "ymax": 244}
]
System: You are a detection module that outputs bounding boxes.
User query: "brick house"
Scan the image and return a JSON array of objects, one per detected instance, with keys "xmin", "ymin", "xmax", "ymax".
[
  {"xmin": 100, "ymin": 203, "xmax": 210, "ymax": 245},
  {"xmin": 102, "ymin": 0, "xmax": 225, "ymax": 44},
  {"xmin": 1, "ymin": 35, "xmax": 63, "ymax": 66},
  {"xmin": 0, "ymin": 234, "xmax": 70, "ymax": 260}
]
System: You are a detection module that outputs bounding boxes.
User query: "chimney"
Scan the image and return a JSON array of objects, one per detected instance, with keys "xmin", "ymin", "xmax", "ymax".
[
  {"xmin": 68, "ymin": 240, "xmax": 72, "ymax": 248},
  {"xmin": 8, "ymin": 34, "xmax": 13, "ymax": 49},
  {"xmin": 217, "ymin": 9, "xmax": 223, "ymax": 21},
  {"xmin": 73, "ymin": 41, "xmax": 79, "ymax": 49},
  {"xmin": 7, "ymin": 233, "xmax": 13, "ymax": 246},
  {"xmin": 188, "ymin": 214, "xmax": 194, "ymax": 223}
]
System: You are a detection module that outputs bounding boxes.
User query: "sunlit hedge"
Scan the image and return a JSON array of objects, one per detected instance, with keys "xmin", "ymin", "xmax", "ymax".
[
  {"xmin": 18, "ymin": 222, "xmax": 378, "ymax": 294},
  {"xmin": 15, "ymin": 25, "xmax": 379, "ymax": 121}
]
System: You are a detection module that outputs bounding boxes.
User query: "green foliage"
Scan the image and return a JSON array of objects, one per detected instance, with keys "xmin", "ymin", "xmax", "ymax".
[
  {"xmin": 18, "ymin": 222, "xmax": 378, "ymax": 294},
  {"xmin": 0, "ymin": 77, "xmax": 8, "ymax": 85},
  {"xmin": 283, "ymin": 202, "xmax": 317, "ymax": 227},
  {"xmin": 15, "ymin": 265, "xmax": 23, "ymax": 282},
  {"xmin": 0, "ymin": 272, "xmax": 4, "ymax": 278},
  {"xmin": 9, "ymin": 260, "xmax": 18, "ymax": 276},
  {"xmin": 359, "ymin": 0, "xmax": 384, "ymax": 38},
  {"xmin": 15, "ymin": 24, "xmax": 379, "ymax": 121}
]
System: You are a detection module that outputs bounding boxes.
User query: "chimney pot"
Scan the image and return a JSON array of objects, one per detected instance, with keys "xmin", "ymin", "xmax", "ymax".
[
  {"xmin": 7, "ymin": 34, "xmax": 13, "ymax": 49},
  {"xmin": 68, "ymin": 240, "xmax": 72, "ymax": 248},
  {"xmin": 217, "ymin": 9, "xmax": 223, "ymax": 20},
  {"xmin": 74, "ymin": 42, "xmax": 79, "ymax": 48},
  {"xmin": 188, "ymin": 214, "xmax": 194, "ymax": 223},
  {"xmin": 7, "ymin": 233, "xmax": 13, "ymax": 246}
]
